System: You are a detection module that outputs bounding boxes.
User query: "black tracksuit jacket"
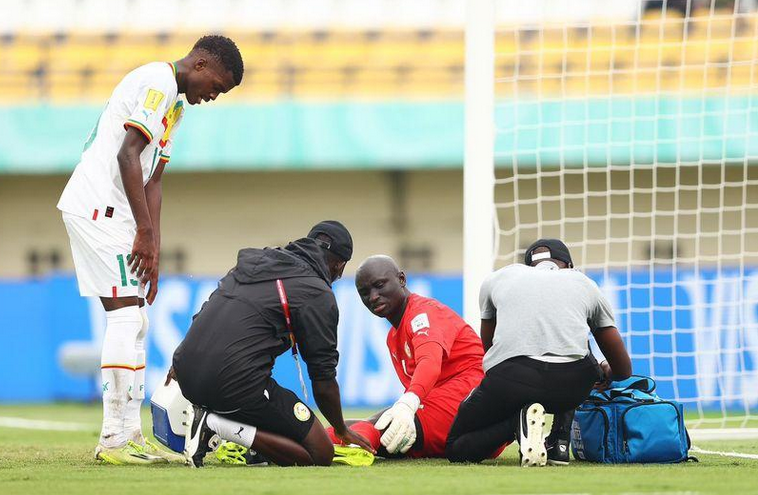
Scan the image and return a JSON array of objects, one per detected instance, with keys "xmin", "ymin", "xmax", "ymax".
[{"xmin": 172, "ymin": 238, "xmax": 339, "ymax": 410}]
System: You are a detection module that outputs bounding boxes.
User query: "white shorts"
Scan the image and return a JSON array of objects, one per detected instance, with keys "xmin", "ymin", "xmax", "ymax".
[{"xmin": 62, "ymin": 211, "xmax": 145, "ymax": 298}]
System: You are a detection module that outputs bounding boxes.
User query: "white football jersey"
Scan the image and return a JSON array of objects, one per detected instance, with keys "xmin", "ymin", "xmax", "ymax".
[{"xmin": 57, "ymin": 62, "xmax": 184, "ymax": 227}]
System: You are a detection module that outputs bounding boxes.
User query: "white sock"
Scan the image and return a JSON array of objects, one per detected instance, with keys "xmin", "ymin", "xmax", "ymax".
[
  {"xmin": 206, "ymin": 413, "xmax": 257, "ymax": 448},
  {"xmin": 99, "ymin": 305, "xmax": 142, "ymax": 449},
  {"xmin": 124, "ymin": 306, "xmax": 149, "ymax": 443}
]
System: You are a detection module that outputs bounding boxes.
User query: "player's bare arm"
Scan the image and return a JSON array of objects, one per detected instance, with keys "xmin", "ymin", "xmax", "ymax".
[
  {"xmin": 143, "ymin": 161, "xmax": 165, "ymax": 305},
  {"xmin": 593, "ymin": 326, "xmax": 632, "ymax": 387},
  {"xmin": 117, "ymin": 127, "xmax": 154, "ymax": 284},
  {"xmin": 312, "ymin": 378, "xmax": 375, "ymax": 453},
  {"xmin": 480, "ymin": 318, "xmax": 496, "ymax": 352}
]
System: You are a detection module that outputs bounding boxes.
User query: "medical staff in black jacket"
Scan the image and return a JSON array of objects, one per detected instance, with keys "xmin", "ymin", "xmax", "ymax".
[{"xmin": 172, "ymin": 221, "xmax": 373, "ymax": 467}]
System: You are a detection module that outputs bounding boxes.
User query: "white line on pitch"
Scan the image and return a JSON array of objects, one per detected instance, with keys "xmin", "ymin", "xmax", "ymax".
[
  {"xmin": 0, "ymin": 416, "xmax": 98, "ymax": 431},
  {"xmin": 484, "ymin": 493, "xmax": 694, "ymax": 495},
  {"xmin": 690, "ymin": 446, "xmax": 758, "ymax": 460},
  {"xmin": 620, "ymin": 492, "xmax": 700, "ymax": 495}
]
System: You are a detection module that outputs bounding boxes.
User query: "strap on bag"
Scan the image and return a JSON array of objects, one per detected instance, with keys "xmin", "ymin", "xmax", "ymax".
[
  {"xmin": 613, "ymin": 375, "xmax": 656, "ymax": 394},
  {"xmin": 275, "ymin": 279, "xmax": 309, "ymax": 401},
  {"xmin": 585, "ymin": 375, "xmax": 657, "ymax": 403},
  {"xmin": 608, "ymin": 389, "xmax": 656, "ymax": 402},
  {"xmin": 685, "ymin": 430, "xmax": 699, "ymax": 462}
]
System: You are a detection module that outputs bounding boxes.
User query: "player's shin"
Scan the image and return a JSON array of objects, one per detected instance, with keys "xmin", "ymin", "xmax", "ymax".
[
  {"xmin": 99, "ymin": 305, "xmax": 142, "ymax": 449},
  {"xmin": 124, "ymin": 306, "xmax": 148, "ymax": 443},
  {"xmin": 205, "ymin": 413, "xmax": 257, "ymax": 449}
]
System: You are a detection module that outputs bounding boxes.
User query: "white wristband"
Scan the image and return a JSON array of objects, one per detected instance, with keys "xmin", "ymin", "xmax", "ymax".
[{"xmin": 397, "ymin": 392, "xmax": 421, "ymax": 413}]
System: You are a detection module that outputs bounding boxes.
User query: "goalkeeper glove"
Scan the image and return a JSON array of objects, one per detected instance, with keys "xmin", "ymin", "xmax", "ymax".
[{"xmin": 374, "ymin": 392, "xmax": 420, "ymax": 454}]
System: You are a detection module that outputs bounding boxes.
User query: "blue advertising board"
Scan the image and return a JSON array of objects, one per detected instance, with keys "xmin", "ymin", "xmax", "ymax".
[{"xmin": 1, "ymin": 268, "xmax": 756, "ymax": 410}]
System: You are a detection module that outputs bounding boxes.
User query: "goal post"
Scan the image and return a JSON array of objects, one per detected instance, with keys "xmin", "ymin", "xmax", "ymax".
[
  {"xmin": 464, "ymin": 0, "xmax": 758, "ymax": 437},
  {"xmin": 463, "ymin": 0, "xmax": 496, "ymax": 328}
]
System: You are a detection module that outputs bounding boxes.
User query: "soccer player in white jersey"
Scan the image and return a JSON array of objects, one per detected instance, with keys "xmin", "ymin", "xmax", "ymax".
[{"xmin": 57, "ymin": 35, "xmax": 243, "ymax": 465}]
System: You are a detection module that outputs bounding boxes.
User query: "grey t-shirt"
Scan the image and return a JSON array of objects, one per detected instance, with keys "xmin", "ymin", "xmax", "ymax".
[{"xmin": 480, "ymin": 264, "xmax": 615, "ymax": 372}]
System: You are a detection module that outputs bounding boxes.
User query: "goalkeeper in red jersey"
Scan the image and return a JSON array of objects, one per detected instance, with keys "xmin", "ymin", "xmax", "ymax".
[{"xmin": 327, "ymin": 255, "xmax": 506, "ymax": 459}]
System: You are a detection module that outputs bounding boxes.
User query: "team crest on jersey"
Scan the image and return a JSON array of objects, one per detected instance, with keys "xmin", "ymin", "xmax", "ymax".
[
  {"xmin": 293, "ymin": 402, "xmax": 311, "ymax": 422},
  {"xmin": 144, "ymin": 89, "xmax": 165, "ymax": 111},
  {"xmin": 411, "ymin": 313, "xmax": 430, "ymax": 335},
  {"xmin": 404, "ymin": 342, "xmax": 412, "ymax": 358}
]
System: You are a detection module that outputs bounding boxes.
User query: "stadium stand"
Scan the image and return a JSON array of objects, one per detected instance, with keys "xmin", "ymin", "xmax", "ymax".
[{"xmin": 1, "ymin": 8, "xmax": 756, "ymax": 102}]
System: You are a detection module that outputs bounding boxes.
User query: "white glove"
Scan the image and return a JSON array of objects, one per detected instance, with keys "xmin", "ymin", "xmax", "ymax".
[{"xmin": 374, "ymin": 392, "xmax": 420, "ymax": 454}]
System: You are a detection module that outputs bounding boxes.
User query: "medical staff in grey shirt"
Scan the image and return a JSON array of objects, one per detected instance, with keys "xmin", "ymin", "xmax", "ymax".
[{"xmin": 446, "ymin": 238, "xmax": 631, "ymax": 467}]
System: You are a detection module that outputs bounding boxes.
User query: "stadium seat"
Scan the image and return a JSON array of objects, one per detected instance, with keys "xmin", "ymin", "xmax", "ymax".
[
  {"xmin": 88, "ymin": 71, "xmax": 126, "ymax": 98},
  {"xmin": 48, "ymin": 39, "xmax": 109, "ymax": 73},
  {"xmin": 0, "ymin": 72, "xmax": 42, "ymax": 102},
  {"xmin": 0, "ymin": 7, "xmax": 756, "ymax": 102},
  {"xmin": 4, "ymin": 40, "xmax": 46, "ymax": 73}
]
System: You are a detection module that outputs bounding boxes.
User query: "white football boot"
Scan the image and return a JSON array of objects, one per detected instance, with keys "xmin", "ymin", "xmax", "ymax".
[{"xmin": 518, "ymin": 403, "xmax": 547, "ymax": 467}]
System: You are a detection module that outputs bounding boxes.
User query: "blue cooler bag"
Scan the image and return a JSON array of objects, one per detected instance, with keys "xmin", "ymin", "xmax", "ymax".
[{"xmin": 570, "ymin": 376, "xmax": 693, "ymax": 463}]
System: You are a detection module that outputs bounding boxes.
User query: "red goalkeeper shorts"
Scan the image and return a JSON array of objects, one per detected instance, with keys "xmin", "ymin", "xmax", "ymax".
[{"xmin": 409, "ymin": 371, "xmax": 508, "ymax": 459}]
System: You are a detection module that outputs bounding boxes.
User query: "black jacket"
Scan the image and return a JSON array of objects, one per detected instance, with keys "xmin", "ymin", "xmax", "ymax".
[{"xmin": 172, "ymin": 238, "xmax": 339, "ymax": 409}]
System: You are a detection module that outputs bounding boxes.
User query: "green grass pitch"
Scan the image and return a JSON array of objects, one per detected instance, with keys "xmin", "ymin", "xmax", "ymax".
[{"xmin": 1, "ymin": 403, "xmax": 757, "ymax": 495}]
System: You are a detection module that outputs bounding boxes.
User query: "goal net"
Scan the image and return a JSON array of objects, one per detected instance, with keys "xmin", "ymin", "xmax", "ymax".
[{"xmin": 467, "ymin": 0, "xmax": 758, "ymax": 436}]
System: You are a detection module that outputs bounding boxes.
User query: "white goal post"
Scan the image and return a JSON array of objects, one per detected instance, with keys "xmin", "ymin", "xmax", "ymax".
[{"xmin": 463, "ymin": 0, "xmax": 496, "ymax": 328}]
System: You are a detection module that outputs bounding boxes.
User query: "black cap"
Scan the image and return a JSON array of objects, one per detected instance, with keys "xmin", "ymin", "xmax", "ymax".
[
  {"xmin": 307, "ymin": 220, "xmax": 353, "ymax": 262},
  {"xmin": 524, "ymin": 238, "xmax": 573, "ymax": 267}
]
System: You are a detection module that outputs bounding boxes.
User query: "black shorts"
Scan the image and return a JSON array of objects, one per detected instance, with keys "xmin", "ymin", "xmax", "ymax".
[{"xmin": 213, "ymin": 377, "xmax": 315, "ymax": 443}]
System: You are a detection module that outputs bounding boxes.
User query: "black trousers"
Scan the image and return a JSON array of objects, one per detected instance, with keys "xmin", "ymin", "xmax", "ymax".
[{"xmin": 445, "ymin": 355, "xmax": 601, "ymax": 463}]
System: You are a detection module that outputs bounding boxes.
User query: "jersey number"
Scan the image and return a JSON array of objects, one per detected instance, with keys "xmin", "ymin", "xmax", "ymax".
[{"xmin": 116, "ymin": 254, "xmax": 140, "ymax": 287}]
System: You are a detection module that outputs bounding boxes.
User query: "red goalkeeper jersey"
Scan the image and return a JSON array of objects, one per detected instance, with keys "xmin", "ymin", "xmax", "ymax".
[{"xmin": 386, "ymin": 293, "xmax": 484, "ymax": 399}]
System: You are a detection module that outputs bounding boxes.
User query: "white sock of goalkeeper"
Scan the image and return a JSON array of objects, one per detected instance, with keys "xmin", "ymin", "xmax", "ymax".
[
  {"xmin": 124, "ymin": 306, "xmax": 149, "ymax": 443},
  {"xmin": 99, "ymin": 305, "xmax": 142, "ymax": 449},
  {"xmin": 206, "ymin": 413, "xmax": 257, "ymax": 448}
]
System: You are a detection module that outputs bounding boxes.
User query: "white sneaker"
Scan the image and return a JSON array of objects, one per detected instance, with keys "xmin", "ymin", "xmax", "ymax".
[{"xmin": 518, "ymin": 403, "xmax": 547, "ymax": 467}]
